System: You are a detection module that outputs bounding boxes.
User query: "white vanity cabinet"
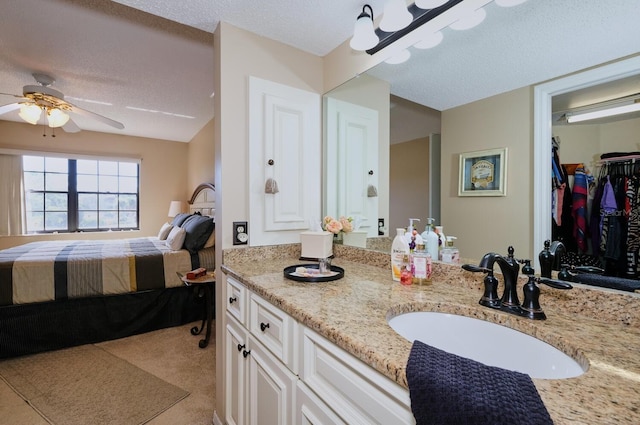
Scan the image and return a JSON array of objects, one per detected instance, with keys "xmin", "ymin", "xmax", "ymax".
[
  {"xmin": 225, "ymin": 276, "xmax": 297, "ymax": 425},
  {"xmin": 224, "ymin": 275, "xmax": 414, "ymax": 425}
]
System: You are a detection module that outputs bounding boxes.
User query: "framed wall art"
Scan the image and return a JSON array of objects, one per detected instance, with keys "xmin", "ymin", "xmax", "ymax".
[{"xmin": 458, "ymin": 148, "xmax": 507, "ymax": 197}]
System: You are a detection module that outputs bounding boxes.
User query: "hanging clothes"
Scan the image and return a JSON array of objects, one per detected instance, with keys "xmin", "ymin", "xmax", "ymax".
[{"xmin": 572, "ymin": 164, "xmax": 589, "ymax": 253}]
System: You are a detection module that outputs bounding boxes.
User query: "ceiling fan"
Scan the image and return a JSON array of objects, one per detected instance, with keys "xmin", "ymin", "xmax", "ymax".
[{"xmin": 0, "ymin": 73, "xmax": 124, "ymax": 133}]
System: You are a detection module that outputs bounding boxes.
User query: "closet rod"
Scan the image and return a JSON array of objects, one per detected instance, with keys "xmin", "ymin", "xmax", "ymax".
[{"xmin": 597, "ymin": 154, "xmax": 640, "ymax": 165}]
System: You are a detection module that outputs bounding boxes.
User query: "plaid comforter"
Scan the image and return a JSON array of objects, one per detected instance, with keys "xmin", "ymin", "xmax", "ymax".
[{"xmin": 0, "ymin": 238, "xmax": 215, "ymax": 306}]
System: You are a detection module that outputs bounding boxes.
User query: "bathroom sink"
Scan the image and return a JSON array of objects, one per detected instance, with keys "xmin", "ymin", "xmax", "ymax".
[{"xmin": 388, "ymin": 312, "xmax": 585, "ymax": 379}]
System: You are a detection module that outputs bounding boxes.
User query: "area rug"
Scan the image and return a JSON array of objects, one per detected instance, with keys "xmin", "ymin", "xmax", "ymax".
[{"xmin": 0, "ymin": 345, "xmax": 189, "ymax": 425}]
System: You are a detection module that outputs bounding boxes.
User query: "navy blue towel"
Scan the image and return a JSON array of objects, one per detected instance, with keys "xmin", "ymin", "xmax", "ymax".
[{"xmin": 406, "ymin": 340, "xmax": 553, "ymax": 425}]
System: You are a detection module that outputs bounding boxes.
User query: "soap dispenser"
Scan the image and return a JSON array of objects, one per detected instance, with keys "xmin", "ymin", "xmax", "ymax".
[
  {"xmin": 405, "ymin": 218, "xmax": 422, "ymax": 250},
  {"xmin": 421, "ymin": 218, "xmax": 439, "ymax": 261},
  {"xmin": 391, "ymin": 228, "xmax": 409, "ymax": 282},
  {"xmin": 441, "ymin": 236, "xmax": 459, "ymax": 264}
]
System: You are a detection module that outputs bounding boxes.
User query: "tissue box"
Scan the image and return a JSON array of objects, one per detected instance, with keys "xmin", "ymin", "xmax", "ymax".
[
  {"xmin": 300, "ymin": 231, "xmax": 333, "ymax": 259},
  {"xmin": 342, "ymin": 230, "xmax": 368, "ymax": 248}
]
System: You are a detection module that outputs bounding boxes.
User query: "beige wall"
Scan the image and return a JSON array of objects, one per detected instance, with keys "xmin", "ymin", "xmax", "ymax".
[
  {"xmin": 214, "ymin": 22, "xmax": 324, "ymax": 420},
  {"xmin": 187, "ymin": 118, "xmax": 215, "ymax": 191},
  {"xmin": 215, "ymin": 22, "xmax": 324, "ymax": 250},
  {"xmin": 0, "ymin": 120, "xmax": 189, "ymax": 250},
  {"xmin": 441, "ymin": 86, "xmax": 533, "ymax": 261},
  {"xmin": 390, "ymin": 137, "xmax": 430, "ymax": 233}
]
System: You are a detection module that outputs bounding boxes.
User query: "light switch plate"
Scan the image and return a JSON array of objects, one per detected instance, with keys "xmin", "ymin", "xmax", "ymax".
[{"xmin": 233, "ymin": 221, "xmax": 248, "ymax": 245}]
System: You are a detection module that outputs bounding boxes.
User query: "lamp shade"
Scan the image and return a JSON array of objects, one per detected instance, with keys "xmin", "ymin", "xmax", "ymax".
[
  {"xmin": 47, "ymin": 108, "xmax": 70, "ymax": 128},
  {"xmin": 168, "ymin": 200, "xmax": 185, "ymax": 217},
  {"xmin": 18, "ymin": 104, "xmax": 42, "ymax": 125},
  {"xmin": 415, "ymin": 0, "xmax": 447, "ymax": 9},
  {"xmin": 350, "ymin": 5, "xmax": 379, "ymax": 51},
  {"xmin": 380, "ymin": 0, "xmax": 413, "ymax": 32}
]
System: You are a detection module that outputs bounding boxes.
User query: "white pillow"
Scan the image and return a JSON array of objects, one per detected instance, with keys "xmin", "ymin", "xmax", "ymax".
[
  {"xmin": 165, "ymin": 226, "xmax": 187, "ymax": 251},
  {"xmin": 157, "ymin": 222, "xmax": 173, "ymax": 240}
]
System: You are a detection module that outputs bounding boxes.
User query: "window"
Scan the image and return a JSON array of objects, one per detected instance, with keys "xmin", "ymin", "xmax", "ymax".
[{"xmin": 23, "ymin": 155, "xmax": 139, "ymax": 233}]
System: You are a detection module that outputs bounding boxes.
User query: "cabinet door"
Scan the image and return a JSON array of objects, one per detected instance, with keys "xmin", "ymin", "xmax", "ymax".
[
  {"xmin": 225, "ymin": 313, "xmax": 248, "ymax": 425},
  {"xmin": 248, "ymin": 76, "xmax": 321, "ymax": 246},
  {"xmin": 296, "ymin": 381, "xmax": 346, "ymax": 425},
  {"xmin": 247, "ymin": 337, "xmax": 296, "ymax": 425}
]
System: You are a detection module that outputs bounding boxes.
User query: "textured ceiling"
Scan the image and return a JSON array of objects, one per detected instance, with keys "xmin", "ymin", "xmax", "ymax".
[{"xmin": 0, "ymin": 0, "xmax": 639, "ymax": 142}]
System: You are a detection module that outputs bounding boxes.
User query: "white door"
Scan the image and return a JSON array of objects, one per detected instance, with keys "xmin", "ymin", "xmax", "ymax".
[{"xmin": 325, "ymin": 98, "xmax": 379, "ymax": 237}]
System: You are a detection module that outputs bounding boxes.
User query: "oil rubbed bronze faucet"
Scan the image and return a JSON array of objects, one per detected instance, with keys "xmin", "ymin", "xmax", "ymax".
[{"xmin": 462, "ymin": 246, "xmax": 573, "ymax": 320}]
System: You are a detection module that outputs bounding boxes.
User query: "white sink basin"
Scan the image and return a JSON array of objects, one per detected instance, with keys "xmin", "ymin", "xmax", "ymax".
[{"xmin": 388, "ymin": 312, "xmax": 585, "ymax": 379}]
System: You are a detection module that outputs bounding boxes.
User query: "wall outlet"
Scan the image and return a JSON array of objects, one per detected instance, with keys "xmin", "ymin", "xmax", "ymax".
[
  {"xmin": 378, "ymin": 218, "xmax": 385, "ymax": 236},
  {"xmin": 233, "ymin": 221, "xmax": 248, "ymax": 245}
]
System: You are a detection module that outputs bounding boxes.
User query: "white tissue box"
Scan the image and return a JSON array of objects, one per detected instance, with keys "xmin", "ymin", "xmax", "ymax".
[
  {"xmin": 342, "ymin": 230, "xmax": 368, "ymax": 248},
  {"xmin": 300, "ymin": 231, "xmax": 333, "ymax": 259}
]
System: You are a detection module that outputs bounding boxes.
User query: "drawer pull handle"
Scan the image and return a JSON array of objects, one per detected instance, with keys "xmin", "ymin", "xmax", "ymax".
[
  {"xmin": 237, "ymin": 343, "xmax": 245, "ymax": 352},
  {"xmin": 229, "ymin": 296, "xmax": 237, "ymax": 304},
  {"xmin": 260, "ymin": 322, "xmax": 270, "ymax": 332},
  {"xmin": 243, "ymin": 349, "xmax": 251, "ymax": 358}
]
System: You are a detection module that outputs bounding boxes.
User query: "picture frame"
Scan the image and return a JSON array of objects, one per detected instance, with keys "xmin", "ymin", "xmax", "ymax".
[{"xmin": 458, "ymin": 148, "xmax": 508, "ymax": 197}]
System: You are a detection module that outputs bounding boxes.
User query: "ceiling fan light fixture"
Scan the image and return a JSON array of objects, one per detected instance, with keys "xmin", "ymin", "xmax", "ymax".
[
  {"xmin": 350, "ymin": 4, "xmax": 379, "ymax": 51},
  {"xmin": 380, "ymin": 0, "xmax": 413, "ymax": 32},
  {"xmin": 18, "ymin": 103, "xmax": 42, "ymax": 125},
  {"xmin": 47, "ymin": 108, "xmax": 70, "ymax": 128}
]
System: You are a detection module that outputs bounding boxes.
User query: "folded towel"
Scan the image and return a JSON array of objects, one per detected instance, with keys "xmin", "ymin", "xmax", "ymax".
[{"xmin": 406, "ymin": 340, "xmax": 553, "ymax": 425}]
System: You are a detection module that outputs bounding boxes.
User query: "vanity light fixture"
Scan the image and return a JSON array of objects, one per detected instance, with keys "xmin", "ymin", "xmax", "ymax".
[
  {"xmin": 350, "ymin": 4, "xmax": 379, "ymax": 51},
  {"xmin": 566, "ymin": 97, "xmax": 640, "ymax": 123},
  {"xmin": 353, "ymin": 0, "xmax": 528, "ymax": 59},
  {"xmin": 380, "ymin": 0, "xmax": 413, "ymax": 32}
]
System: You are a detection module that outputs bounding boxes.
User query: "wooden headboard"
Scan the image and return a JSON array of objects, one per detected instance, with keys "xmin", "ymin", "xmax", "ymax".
[{"xmin": 188, "ymin": 183, "xmax": 215, "ymax": 217}]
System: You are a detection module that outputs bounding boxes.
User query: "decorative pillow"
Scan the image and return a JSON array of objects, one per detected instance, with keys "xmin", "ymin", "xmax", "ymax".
[
  {"xmin": 172, "ymin": 213, "xmax": 192, "ymax": 227},
  {"xmin": 157, "ymin": 222, "xmax": 173, "ymax": 240},
  {"xmin": 203, "ymin": 222, "xmax": 216, "ymax": 248},
  {"xmin": 181, "ymin": 214, "xmax": 215, "ymax": 253},
  {"xmin": 165, "ymin": 226, "xmax": 187, "ymax": 251}
]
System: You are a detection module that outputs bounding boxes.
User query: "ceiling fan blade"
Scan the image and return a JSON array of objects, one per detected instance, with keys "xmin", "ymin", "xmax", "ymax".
[
  {"xmin": 0, "ymin": 103, "xmax": 21, "ymax": 115},
  {"xmin": 62, "ymin": 117, "xmax": 81, "ymax": 133},
  {"xmin": 68, "ymin": 103, "xmax": 124, "ymax": 130}
]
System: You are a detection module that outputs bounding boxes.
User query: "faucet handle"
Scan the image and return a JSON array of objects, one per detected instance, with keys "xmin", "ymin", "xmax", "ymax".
[
  {"xmin": 538, "ymin": 277, "xmax": 572, "ymax": 290},
  {"xmin": 461, "ymin": 264, "xmax": 491, "ymax": 273}
]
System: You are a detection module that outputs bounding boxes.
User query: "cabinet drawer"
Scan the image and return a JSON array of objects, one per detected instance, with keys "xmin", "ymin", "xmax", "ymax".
[
  {"xmin": 301, "ymin": 328, "xmax": 414, "ymax": 425},
  {"xmin": 226, "ymin": 276, "xmax": 247, "ymax": 325},
  {"xmin": 249, "ymin": 293, "xmax": 296, "ymax": 372}
]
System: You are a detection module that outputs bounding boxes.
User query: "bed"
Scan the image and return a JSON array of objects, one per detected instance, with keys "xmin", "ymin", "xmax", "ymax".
[{"xmin": 0, "ymin": 183, "xmax": 216, "ymax": 358}]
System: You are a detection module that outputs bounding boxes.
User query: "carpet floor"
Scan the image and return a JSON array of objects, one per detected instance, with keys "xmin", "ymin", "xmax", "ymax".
[{"xmin": 0, "ymin": 322, "xmax": 216, "ymax": 425}]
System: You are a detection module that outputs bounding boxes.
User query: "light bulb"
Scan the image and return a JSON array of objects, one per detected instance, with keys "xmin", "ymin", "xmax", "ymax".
[
  {"xmin": 380, "ymin": 0, "xmax": 413, "ymax": 32},
  {"xmin": 415, "ymin": 0, "xmax": 447, "ymax": 9},
  {"xmin": 350, "ymin": 6, "xmax": 379, "ymax": 51},
  {"xmin": 18, "ymin": 104, "xmax": 42, "ymax": 125},
  {"xmin": 47, "ymin": 108, "xmax": 70, "ymax": 128}
]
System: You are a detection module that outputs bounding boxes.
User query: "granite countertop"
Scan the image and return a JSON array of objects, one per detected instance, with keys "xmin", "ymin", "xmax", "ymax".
[{"xmin": 221, "ymin": 245, "xmax": 640, "ymax": 424}]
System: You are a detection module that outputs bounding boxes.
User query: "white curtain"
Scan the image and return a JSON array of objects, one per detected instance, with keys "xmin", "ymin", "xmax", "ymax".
[{"xmin": 0, "ymin": 154, "xmax": 24, "ymax": 235}]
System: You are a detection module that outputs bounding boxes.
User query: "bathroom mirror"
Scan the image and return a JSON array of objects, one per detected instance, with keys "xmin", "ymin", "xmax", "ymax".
[
  {"xmin": 323, "ymin": 74, "xmax": 441, "ymax": 248},
  {"xmin": 323, "ymin": 53, "xmax": 640, "ymax": 290}
]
